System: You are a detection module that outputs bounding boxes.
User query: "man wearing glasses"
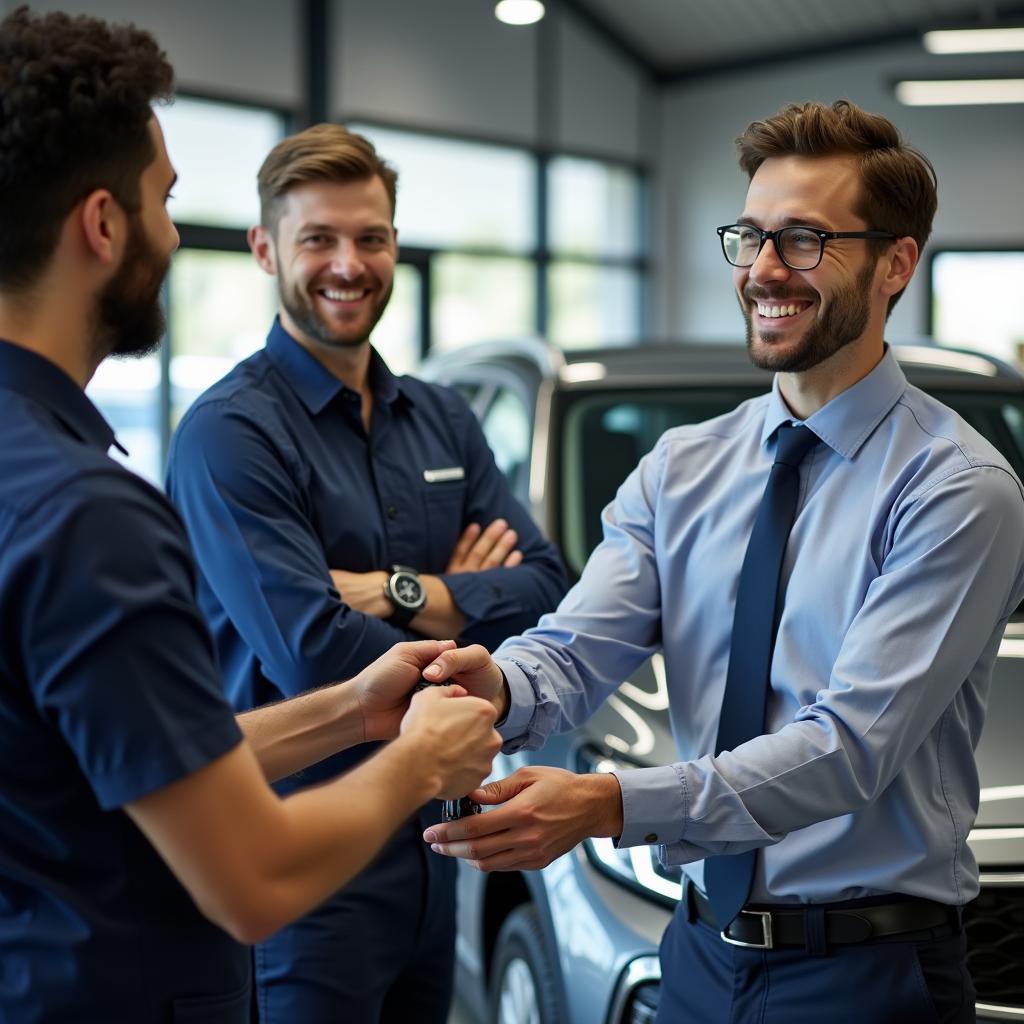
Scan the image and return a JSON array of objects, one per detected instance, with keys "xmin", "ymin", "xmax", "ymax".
[{"xmin": 420, "ymin": 100, "xmax": 1024, "ymax": 1021}]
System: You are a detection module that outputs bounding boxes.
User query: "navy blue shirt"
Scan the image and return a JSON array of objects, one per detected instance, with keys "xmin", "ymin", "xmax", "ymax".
[
  {"xmin": 0, "ymin": 341, "xmax": 249, "ymax": 1022},
  {"xmin": 167, "ymin": 320, "xmax": 566, "ymax": 785}
]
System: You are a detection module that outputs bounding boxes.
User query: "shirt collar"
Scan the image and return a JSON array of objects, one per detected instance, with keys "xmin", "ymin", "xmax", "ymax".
[
  {"xmin": 760, "ymin": 345, "xmax": 908, "ymax": 460},
  {"xmin": 0, "ymin": 338, "xmax": 122, "ymax": 453},
  {"xmin": 264, "ymin": 317, "xmax": 411, "ymax": 415}
]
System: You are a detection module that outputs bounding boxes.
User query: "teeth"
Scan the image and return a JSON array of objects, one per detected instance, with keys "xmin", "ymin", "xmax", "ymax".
[
  {"xmin": 322, "ymin": 288, "xmax": 363, "ymax": 301},
  {"xmin": 757, "ymin": 302, "xmax": 802, "ymax": 318}
]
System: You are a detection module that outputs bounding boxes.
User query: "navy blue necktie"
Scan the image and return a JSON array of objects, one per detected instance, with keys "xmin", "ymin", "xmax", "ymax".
[{"xmin": 704, "ymin": 423, "xmax": 818, "ymax": 928}]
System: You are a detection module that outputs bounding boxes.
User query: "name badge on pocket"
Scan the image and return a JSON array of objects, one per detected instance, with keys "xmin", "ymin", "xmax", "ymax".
[{"xmin": 423, "ymin": 466, "xmax": 465, "ymax": 484}]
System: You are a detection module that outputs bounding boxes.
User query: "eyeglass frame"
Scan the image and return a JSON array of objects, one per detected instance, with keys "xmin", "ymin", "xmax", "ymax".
[{"xmin": 716, "ymin": 223, "xmax": 898, "ymax": 271}]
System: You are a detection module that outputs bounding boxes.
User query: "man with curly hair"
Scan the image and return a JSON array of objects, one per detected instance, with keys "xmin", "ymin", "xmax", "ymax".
[{"xmin": 0, "ymin": 8, "xmax": 501, "ymax": 1022}]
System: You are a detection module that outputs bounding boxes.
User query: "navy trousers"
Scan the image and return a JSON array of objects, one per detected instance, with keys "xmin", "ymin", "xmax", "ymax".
[
  {"xmin": 254, "ymin": 815, "xmax": 455, "ymax": 1024},
  {"xmin": 655, "ymin": 894, "xmax": 975, "ymax": 1024}
]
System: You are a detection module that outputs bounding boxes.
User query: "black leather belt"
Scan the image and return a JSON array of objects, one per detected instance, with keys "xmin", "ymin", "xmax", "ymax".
[{"xmin": 690, "ymin": 884, "xmax": 958, "ymax": 950}]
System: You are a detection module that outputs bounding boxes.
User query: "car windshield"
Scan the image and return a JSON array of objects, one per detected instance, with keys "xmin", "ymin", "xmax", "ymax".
[{"xmin": 559, "ymin": 384, "xmax": 1024, "ymax": 576}]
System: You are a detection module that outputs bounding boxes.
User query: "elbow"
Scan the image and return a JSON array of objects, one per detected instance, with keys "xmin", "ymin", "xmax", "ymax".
[{"xmin": 195, "ymin": 888, "xmax": 291, "ymax": 946}]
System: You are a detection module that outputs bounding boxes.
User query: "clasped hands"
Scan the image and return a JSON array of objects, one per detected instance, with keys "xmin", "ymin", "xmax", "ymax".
[{"xmin": 416, "ymin": 645, "xmax": 625, "ymax": 872}]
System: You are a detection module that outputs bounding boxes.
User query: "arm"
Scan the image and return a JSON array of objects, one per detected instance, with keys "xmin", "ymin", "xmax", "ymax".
[
  {"xmin": 18, "ymin": 476, "xmax": 500, "ymax": 946},
  {"xmin": 330, "ymin": 517, "xmax": 525, "ymax": 638},
  {"xmin": 127, "ymin": 684, "xmax": 501, "ymax": 944},
  {"xmin": 426, "ymin": 465, "xmax": 1024, "ymax": 869},
  {"xmin": 167, "ymin": 404, "xmax": 419, "ymax": 692},
  {"xmin": 237, "ymin": 638, "xmax": 457, "ymax": 782}
]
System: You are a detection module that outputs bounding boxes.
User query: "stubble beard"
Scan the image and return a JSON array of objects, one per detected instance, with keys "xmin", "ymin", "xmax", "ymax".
[
  {"xmin": 280, "ymin": 275, "xmax": 393, "ymax": 351},
  {"xmin": 93, "ymin": 215, "xmax": 170, "ymax": 361},
  {"xmin": 742, "ymin": 260, "xmax": 875, "ymax": 373}
]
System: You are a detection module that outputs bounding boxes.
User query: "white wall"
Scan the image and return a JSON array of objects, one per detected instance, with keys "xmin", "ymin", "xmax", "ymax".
[{"xmin": 654, "ymin": 40, "xmax": 1024, "ymax": 342}]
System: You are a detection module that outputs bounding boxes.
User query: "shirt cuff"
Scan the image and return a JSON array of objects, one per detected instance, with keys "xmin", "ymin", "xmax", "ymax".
[
  {"xmin": 612, "ymin": 763, "xmax": 687, "ymax": 849},
  {"xmin": 494, "ymin": 656, "xmax": 537, "ymax": 746},
  {"xmin": 437, "ymin": 571, "xmax": 521, "ymax": 626}
]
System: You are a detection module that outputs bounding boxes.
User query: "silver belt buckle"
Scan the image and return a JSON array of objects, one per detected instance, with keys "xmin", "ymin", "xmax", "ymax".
[{"xmin": 721, "ymin": 909, "xmax": 774, "ymax": 949}]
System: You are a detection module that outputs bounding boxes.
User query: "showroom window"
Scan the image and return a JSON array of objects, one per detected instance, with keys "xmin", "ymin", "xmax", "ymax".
[
  {"xmin": 547, "ymin": 156, "xmax": 645, "ymax": 348},
  {"xmin": 350, "ymin": 122, "xmax": 648, "ymax": 357},
  {"xmin": 929, "ymin": 248, "xmax": 1024, "ymax": 366}
]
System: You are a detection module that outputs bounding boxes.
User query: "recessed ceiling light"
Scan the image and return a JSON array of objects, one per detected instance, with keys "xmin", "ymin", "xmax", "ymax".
[
  {"xmin": 923, "ymin": 27, "xmax": 1024, "ymax": 53},
  {"xmin": 495, "ymin": 0, "xmax": 545, "ymax": 27},
  {"xmin": 895, "ymin": 79, "xmax": 1024, "ymax": 105}
]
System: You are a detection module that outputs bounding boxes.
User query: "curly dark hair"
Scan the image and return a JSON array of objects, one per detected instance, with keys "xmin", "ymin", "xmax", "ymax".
[
  {"xmin": 736, "ymin": 100, "xmax": 937, "ymax": 314},
  {"xmin": 0, "ymin": 6, "xmax": 174, "ymax": 289}
]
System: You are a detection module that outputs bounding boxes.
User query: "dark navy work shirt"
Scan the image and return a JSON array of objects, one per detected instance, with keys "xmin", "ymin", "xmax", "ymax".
[
  {"xmin": 0, "ymin": 341, "xmax": 249, "ymax": 1022},
  {"xmin": 167, "ymin": 319, "xmax": 566, "ymax": 785}
]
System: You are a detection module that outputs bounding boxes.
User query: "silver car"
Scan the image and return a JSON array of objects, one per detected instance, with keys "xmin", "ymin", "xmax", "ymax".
[{"xmin": 422, "ymin": 340, "xmax": 1024, "ymax": 1024}]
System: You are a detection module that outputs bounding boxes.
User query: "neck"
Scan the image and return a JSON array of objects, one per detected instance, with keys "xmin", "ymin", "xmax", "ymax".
[
  {"xmin": 777, "ymin": 331, "xmax": 885, "ymax": 421},
  {"xmin": 0, "ymin": 288, "xmax": 99, "ymax": 388},
  {"xmin": 279, "ymin": 313, "xmax": 373, "ymax": 396}
]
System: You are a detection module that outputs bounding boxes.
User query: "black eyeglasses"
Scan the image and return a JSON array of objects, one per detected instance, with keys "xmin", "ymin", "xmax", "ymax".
[{"xmin": 717, "ymin": 223, "xmax": 897, "ymax": 271}]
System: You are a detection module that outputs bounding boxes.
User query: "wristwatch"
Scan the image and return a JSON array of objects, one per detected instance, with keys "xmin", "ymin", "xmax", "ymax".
[{"xmin": 383, "ymin": 564, "xmax": 427, "ymax": 626}]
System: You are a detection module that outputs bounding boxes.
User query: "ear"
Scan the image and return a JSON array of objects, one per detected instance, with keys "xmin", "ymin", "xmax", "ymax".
[
  {"xmin": 248, "ymin": 224, "xmax": 278, "ymax": 276},
  {"xmin": 878, "ymin": 236, "xmax": 919, "ymax": 301},
  {"xmin": 79, "ymin": 189, "xmax": 124, "ymax": 267}
]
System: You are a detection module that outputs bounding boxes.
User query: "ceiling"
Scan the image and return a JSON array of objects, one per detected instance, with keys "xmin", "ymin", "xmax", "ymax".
[{"xmin": 561, "ymin": 0, "xmax": 1024, "ymax": 80}]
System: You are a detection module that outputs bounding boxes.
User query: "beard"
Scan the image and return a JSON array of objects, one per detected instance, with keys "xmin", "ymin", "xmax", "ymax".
[
  {"xmin": 279, "ymin": 274, "xmax": 393, "ymax": 351},
  {"xmin": 93, "ymin": 214, "xmax": 170, "ymax": 361},
  {"xmin": 741, "ymin": 260, "xmax": 875, "ymax": 373}
]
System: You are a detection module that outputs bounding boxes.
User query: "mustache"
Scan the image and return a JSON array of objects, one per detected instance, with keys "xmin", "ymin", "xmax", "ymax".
[{"xmin": 743, "ymin": 287, "xmax": 817, "ymax": 303}]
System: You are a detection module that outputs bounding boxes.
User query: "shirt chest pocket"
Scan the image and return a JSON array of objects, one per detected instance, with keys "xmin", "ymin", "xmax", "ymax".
[{"xmin": 422, "ymin": 481, "xmax": 467, "ymax": 571}]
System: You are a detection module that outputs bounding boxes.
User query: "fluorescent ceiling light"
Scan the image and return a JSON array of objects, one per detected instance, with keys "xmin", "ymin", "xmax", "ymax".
[
  {"xmin": 895, "ymin": 79, "xmax": 1024, "ymax": 105},
  {"xmin": 923, "ymin": 27, "xmax": 1024, "ymax": 53},
  {"xmin": 495, "ymin": 0, "xmax": 545, "ymax": 26}
]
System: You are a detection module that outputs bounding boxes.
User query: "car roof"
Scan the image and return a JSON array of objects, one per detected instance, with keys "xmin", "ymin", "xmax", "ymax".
[{"xmin": 422, "ymin": 338, "xmax": 1024, "ymax": 393}]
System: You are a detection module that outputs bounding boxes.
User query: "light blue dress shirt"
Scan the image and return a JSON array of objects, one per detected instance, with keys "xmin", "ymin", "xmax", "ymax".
[{"xmin": 497, "ymin": 348, "xmax": 1024, "ymax": 905}]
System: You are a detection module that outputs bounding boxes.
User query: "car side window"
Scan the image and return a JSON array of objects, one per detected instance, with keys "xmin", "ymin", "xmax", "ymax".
[{"xmin": 480, "ymin": 386, "xmax": 532, "ymax": 505}]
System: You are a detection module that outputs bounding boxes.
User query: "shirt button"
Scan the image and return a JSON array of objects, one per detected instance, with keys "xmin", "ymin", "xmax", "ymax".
[
  {"xmin": 386, "ymin": 504, "xmax": 398, "ymax": 519},
  {"xmin": 644, "ymin": 833, "xmax": 659, "ymax": 843}
]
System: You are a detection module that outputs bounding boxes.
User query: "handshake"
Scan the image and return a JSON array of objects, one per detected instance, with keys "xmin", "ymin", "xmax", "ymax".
[{"xmin": 355, "ymin": 638, "xmax": 508, "ymax": 808}]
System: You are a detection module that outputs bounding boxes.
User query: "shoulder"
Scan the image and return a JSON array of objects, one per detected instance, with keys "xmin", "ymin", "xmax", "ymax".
[
  {"xmin": 174, "ymin": 349, "xmax": 280, "ymax": 437},
  {"xmin": 891, "ymin": 385, "xmax": 1022, "ymax": 498},
  {"xmin": 656, "ymin": 392, "xmax": 768, "ymax": 459},
  {"xmin": 400, "ymin": 375, "xmax": 473, "ymax": 419},
  {"xmin": 170, "ymin": 352, "xmax": 298, "ymax": 468}
]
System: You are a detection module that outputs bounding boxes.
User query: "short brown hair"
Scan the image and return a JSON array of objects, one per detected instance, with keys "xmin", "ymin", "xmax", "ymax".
[
  {"xmin": 0, "ymin": 6, "xmax": 173, "ymax": 290},
  {"xmin": 257, "ymin": 123, "xmax": 398, "ymax": 230},
  {"xmin": 736, "ymin": 100, "xmax": 937, "ymax": 313}
]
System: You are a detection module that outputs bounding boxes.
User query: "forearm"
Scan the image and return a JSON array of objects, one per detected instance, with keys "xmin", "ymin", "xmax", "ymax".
[
  {"xmin": 236, "ymin": 680, "xmax": 366, "ymax": 783},
  {"xmin": 411, "ymin": 575, "xmax": 466, "ymax": 638},
  {"xmin": 242, "ymin": 736, "xmax": 442, "ymax": 938}
]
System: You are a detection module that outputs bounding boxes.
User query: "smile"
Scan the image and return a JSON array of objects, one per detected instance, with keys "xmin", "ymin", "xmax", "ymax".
[
  {"xmin": 755, "ymin": 300, "xmax": 812, "ymax": 319},
  {"xmin": 320, "ymin": 287, "xmax": 367, "ymax": 302}
]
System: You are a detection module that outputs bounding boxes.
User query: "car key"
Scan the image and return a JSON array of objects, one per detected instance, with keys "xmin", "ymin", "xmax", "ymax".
[{"xmin": 413, "ymin": 677, "xmax": 483, "ymax": 822}]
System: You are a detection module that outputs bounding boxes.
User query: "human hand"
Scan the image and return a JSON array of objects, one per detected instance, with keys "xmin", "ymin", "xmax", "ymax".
[
  {"xmin": 445, "ymin": 518, "xmax": 523, "ymax": 573},
  {"xmin": 354, "ymin": 639, "xmax": 458, "ymax": 742},
  {"xmin": 329, "ymin": 569, "xmax": 391, "ymax": 618},
  {"xmin": 422, "ymin": 766, "xmax": 623, "ymax": 871},
  {"xmin": 400, "ymin": 687, "xmax": 501, "ymax": 799},
  {"xmin": 421, "ymin": 643, "xmax": 508, "ymax": 720}
]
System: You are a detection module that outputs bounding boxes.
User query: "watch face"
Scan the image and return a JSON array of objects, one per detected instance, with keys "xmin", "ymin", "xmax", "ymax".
[{"xmin": 392, "ymin": 573, "xmax": 423, "ymax": 608}]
